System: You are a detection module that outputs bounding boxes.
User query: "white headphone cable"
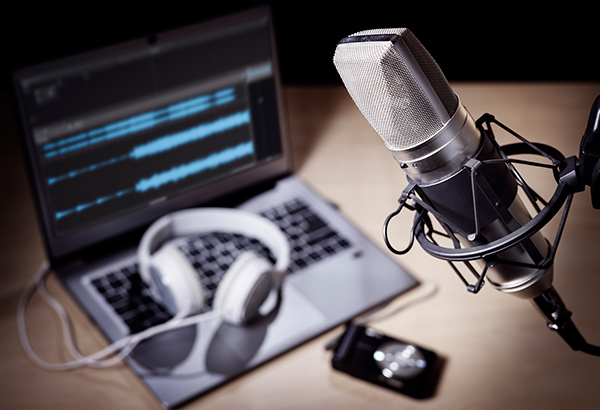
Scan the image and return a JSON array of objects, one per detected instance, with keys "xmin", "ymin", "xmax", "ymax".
[
  {"xmin": 18, "ymin": 260, "xmax": 225, "ymax": 371},
  {"xmin": 324, "ymin": 280, "xmax": 439, "ymax": 353},
  {"xmin": 354, "ymin": 279, "xmax": 439, "ymax": 326}
]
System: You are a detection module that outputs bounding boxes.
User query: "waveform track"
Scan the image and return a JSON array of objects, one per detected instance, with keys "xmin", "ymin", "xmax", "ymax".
[
  {"xmin": 129, "ymin": 110, "xmax": 250, "ymax": 159},
  {"xmin": 47, "ymin": 155, "xmax": 128, "ymax": 185},
  {"xmin": 47, "ymin": 110, "xmax": 250, "ymax": 185},
  {"xmin": 54, "ymin": 141, "xmax": 255, "ymax": 221},
  {"xmin": 43, "ymin": 87, "xmax": 235, "ymax": 159},
  {"xmin": 135, "ymin": 140, "xmax": 255, "ymax": 192},
  {"xmin": 55, "ymin": 188, "xmax": 133, "ymax": 220}
]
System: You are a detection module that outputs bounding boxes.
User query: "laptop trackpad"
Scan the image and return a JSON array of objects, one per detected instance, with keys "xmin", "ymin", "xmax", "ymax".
[{"xmin": 205, "ymin": 282, "xmax": 328, "ymax": 374}]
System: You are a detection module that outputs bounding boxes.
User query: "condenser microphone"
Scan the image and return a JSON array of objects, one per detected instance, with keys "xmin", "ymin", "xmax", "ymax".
[
  {"xmin": 334, "ymin": 28, "xmax": 551, "ymax": 298},
  {"xmin": 334, "ymin": 28, "xmax": 600, "ymax": 355}
]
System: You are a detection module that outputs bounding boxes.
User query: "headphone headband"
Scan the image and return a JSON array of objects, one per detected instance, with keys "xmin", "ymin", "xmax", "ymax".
[{"xmin": 138, "ymin": 208, "xmax": 290, "ymax": 288}]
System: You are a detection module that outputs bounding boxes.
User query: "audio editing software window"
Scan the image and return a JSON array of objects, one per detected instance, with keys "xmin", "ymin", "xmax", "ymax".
[{"xmin": 16, "ymin": 19, "xmax": 282, "ymax": 237}]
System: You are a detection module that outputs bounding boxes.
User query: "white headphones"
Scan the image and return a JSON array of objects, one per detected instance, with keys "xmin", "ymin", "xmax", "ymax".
[{"xmin": 137, "ymin": 208, "xmax": 290, "ymax": 325}]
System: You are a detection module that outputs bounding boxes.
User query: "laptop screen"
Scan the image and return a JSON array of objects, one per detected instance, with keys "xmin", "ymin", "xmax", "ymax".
[{"xmin": 12, "ymin": 7, "xmax": 291, "ymax": 260}]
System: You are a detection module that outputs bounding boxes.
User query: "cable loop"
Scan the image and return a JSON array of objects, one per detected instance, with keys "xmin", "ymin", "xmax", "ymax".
[{"xmin": 383, "ymin": 183, "xmax": 419, "ymax": 255}]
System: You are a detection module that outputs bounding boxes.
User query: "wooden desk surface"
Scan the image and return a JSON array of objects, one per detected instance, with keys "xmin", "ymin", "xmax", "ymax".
[{"xmin": 2, "ymin": 83, "xmax": 600, "ymax": 409}]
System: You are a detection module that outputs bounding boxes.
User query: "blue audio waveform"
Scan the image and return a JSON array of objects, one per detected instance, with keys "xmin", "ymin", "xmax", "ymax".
[
  {"xmin": 135, "ymin": 140, "xmax": 255, "ymax": 192},
  {"xmin": 55, "ymin": 188, "xmax": 133, "ymax": 221},
  {"xmin": 54, "ymin": 140, "xmax": 255, "ymax": 221},
  {"xmin": 43, "ymin": 87, "xmax": 235, "ymax": 159},
  {"xmin": 129, "ymin": 110, "xmax": 250, "ymax": 159},
  {"xmin": 47, "ymin": 110, "xmax": 251, "ymax": 185}
]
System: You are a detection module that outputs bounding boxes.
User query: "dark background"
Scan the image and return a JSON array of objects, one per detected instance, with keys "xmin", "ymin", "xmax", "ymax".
[{"xmin": 2, "ymin": 1, "xmax": 599, "ymax": 89}]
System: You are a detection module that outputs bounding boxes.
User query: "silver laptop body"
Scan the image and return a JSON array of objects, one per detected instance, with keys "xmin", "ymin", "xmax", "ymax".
[{"xmin": 11, "ymin": 7, "xmax": 417, "ymax": 407}]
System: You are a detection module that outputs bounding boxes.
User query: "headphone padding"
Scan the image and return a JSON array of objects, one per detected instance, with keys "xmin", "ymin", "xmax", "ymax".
[
  {"xmin": 151, "ymin": 244, "xmax": 206, "ymax": 316},
  {"xmin": 213, "ymin": 251, "xmax": 274, "ymax": 325}
]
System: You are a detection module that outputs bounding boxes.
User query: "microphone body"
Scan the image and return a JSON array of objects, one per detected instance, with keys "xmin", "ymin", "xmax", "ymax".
[{"xmin": 333, "ymin": 29, "xmax": 552, "ymax": 299}]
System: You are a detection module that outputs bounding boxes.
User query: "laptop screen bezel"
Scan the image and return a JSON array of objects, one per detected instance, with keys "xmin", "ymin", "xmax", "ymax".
[{"xmin": 11, "ymin": 6, "xmax": 293, "ymax": 263}]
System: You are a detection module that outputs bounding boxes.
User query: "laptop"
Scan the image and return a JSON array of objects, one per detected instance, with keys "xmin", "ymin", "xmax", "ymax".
[{"xmin": 11, "ymin": 6, "xmax": 417, "ymax": 408}]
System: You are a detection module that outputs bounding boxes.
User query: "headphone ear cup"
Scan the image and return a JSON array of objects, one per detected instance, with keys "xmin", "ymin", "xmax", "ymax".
[
  {"xmin": 149, "ymin": 244, "xmax": 206, "ymax": 316},
  {"xmin": 213, "ymin": 251, "xmax": 275, "ymax": 325}
]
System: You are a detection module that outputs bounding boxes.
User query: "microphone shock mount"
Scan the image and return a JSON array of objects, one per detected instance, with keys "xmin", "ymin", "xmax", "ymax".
[{"xmin": 383, "ymin": 97, "xmax": 600, "ymax": 356}]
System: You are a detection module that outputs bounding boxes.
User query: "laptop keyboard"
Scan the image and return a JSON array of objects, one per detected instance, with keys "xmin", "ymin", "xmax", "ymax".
[{"xmin": 90, "ymin": 198, "xmax": 352, "ymax": 334}]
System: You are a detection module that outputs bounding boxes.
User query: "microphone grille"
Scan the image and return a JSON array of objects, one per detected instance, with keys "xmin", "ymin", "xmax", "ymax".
[{"xmin": 333, "ymin": 28, "xmax": 458, "ymax": 151}]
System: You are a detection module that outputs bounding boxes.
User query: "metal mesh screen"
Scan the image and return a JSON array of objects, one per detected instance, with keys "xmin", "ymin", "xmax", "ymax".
[{"xmin": 333, "ymin": 28, "xmax": 458, "ymax": 151}]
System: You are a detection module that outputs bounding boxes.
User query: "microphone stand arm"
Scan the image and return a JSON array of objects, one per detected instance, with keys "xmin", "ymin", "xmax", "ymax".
[
  {"xmin": 533, "ymin": 286, "xmax": 600, "ymax": 356},
  {"xmin": 537, "ymin": 95, "xmax": 600, "ymax": 356}
]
